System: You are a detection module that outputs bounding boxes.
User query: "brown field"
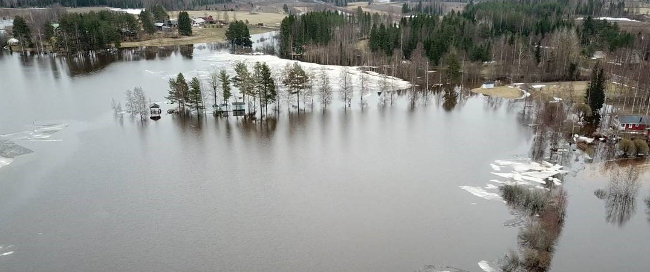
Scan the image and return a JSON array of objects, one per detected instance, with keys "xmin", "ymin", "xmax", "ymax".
[
  {"xmin": 120, "ymin": 25, "xmax": 269, "ymax": 48},
  {"xmin": 471, "ymin": 85, "xmax": 523, "ymax": 99},
  {"xmin": 175, "ymin": 11, "xmax": 286, "ymax": 28},
  {"xmin": 344, "ymin": 2, "xmax": 403, "ymax": 16}
]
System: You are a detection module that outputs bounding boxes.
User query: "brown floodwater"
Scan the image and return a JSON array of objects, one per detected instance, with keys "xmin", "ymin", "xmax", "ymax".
[{"xmin": 0, "ymin": 43, "xmax": 649, "ymax": 272}]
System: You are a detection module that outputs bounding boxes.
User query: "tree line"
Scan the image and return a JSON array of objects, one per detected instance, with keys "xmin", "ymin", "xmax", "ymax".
[
  {"xmin": 279, "ymin": 0, "xmax": 640, "ymax": 85},
  {"xmin": 0, "ymin": 0, "xmax": 231, "ymax": 10},
  {"xmin": 162, "ymin": 60, "xmax": 389, "ymax": 118},
  {"xmin": 9, "ymin": 5, "xmax": 252, "ymax": 53}
]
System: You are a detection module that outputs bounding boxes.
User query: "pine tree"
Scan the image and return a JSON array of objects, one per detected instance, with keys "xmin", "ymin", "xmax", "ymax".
[
  {"xmin": 585, "ymin": 64, "xmax": 605, "ymax": 117},
  {"xmin": 258, "ymin": 62, "xmax": 276, "ymax": 116},
  {"xmin": 188, "ymin": 77, "xmax": 204, "ymax": 113},
  {"xmin": 233, "ymin": 62, "xmax": 254, "ymax": 112},
  {"xmin": 225, "ymin": 20, "xmax": 252, "ymax": 48},
  {"xmin": 140, "ymin": 10, "xmax": 155, "ymax": 34},
  {"xmin": 178, "ymin": 11, "xmax": 192, "ymax": 36},
  {"xmin": 219, "ymin": 70, "xmax": 231, "ymax": 107},
  {"xmin": 445, "ymin": 52, "xmax": 461, "ymax": 82},
  {"xmin": 12, "ymin": 16, "xmax": 32, "ymax": 50}
]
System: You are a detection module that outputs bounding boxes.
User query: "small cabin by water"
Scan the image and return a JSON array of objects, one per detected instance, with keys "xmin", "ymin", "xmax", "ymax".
[
  {"xmin": 613, "ymin": 115, "xmax": 649, "ymax": 133},
  {"xmin": 150, "ymin": 103, "xmax": 162, "ymax": 120}
]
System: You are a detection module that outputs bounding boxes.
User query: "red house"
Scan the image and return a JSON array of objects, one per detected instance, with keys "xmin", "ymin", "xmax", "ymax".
[{"xmin": 613, "ymin": 115, "xmax": 649, "ymax": 133}]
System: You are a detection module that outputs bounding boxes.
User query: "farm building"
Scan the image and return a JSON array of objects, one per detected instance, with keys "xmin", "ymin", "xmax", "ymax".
[{"xmin": 612, "ymin": 115, "xmax": 650, "ymax": 132}]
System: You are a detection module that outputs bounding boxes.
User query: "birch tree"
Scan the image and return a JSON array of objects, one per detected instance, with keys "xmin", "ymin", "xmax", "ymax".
[
  {"xmin": 339, "ymin": 67, "xmax": 353, "ymax": 107},
  {"xmin": 318, "ymin": 69, "xmax": 333, "ymax": 109}
]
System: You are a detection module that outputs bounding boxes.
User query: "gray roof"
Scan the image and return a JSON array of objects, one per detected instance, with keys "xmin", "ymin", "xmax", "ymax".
[{"xmin": 617, "ymin": 115, "xmax": 649, "ymax": 124}]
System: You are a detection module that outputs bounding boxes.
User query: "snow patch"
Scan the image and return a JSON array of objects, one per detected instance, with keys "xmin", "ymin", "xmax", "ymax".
[
  {"xmin": 578, "ymin": 17, "xmax": 639, "ymax": 22},
  {"xmin": 489, "ymin": 164, "xmax": 501, "ymax": 171},
  {"xmin": 108, "ymin": 8, "xmax": 143, "ymax": 15}
]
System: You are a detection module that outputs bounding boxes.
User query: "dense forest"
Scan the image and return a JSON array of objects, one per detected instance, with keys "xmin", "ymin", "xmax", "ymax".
[
  {"xmin": 279, "ymin": 0, "xmax": 642, "ymax": 85},
  {"xmin": 0, "ymin": 0, "xmax": 230, "ymax": 9}
]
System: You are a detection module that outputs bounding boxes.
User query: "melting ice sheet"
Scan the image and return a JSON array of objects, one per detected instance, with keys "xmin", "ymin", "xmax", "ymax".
[
  {"xmin": 478, "ymin": 260, "xmax": 497, "ymax": 272},
  {"xmin": 459, "ymin": 186, "xmax": 502, "ymax": 201},
  {"xmin": 0, "ymin": 123, "xmax": 67, "ymax": 169},
  {"xmin": 461, "ymin": 159, "xmax": 566, "ymax": 201}
]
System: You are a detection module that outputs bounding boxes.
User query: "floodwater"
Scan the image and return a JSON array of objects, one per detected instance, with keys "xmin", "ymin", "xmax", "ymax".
[{"xmin": 1, "ymin": 40, "xmax": 649, "ymax": 272}]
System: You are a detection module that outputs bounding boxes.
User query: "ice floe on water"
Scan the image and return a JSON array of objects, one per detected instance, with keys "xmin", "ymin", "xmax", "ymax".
[
  {"xmin": 461, "ymin": 159, "xmax": 567, "ymax": 201},
  {"xmin": 478, "ymin": 260, "xmax": 497, "ymax": 272},
  {"xmin": 0, "ymin": 123, "xmax": 67, "ymax": 169},
  {"xmin": 0, "ymin": 245, "xmax": 14, "ymax": 258},
  {"xmin": 1, "ymin": 123, "xmax": 68, "ymax": 142},
  {"xmin": 459, "ymin": 186, "xmax": 503, "ymax": 201}
]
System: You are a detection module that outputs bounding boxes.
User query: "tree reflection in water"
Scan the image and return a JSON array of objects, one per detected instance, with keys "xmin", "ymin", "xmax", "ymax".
[
  {"xmin": 499, "ymin": 185, "xmax": 567, "ymax": 272},
  {"xmin": 645, "ymin": 195, "xmax": 650, "ymax": 225},
  {"xmin": 595, "ymin": 165, "xmax": 641, "ymax": 227}
]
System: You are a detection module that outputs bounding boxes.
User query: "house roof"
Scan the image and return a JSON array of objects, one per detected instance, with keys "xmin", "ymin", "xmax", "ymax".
[
  {"xmin": 150, "ymin": 103, "xmax": 160, "ymax": 108},
  {"xmin": 192, "ymin": 18, "xmax": 205, "ymax": 23},
  {"xmin": 617, "ymin": 115, "xmax": 649, "ymax": 124},
  {"xmin": 232, "ymin": 102, "xmax": 245, "ymax": 105},
  {"xmin": 7, "ymin": 38, "xmax": 18, "ymax": 44},
  {"xmin": 154, "ymin": 23, "xmax": 164, "ymax": 27}
]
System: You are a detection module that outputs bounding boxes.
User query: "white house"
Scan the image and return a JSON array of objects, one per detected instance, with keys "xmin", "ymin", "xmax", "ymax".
[{"xmin": 192, "ymin": 18, "xmax": 205, "ymax": 27}]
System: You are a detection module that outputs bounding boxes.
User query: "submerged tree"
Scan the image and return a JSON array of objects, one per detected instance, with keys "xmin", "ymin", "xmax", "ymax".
[
  {"xmin": 219, "ymin": 70, "xmax": 232, "ymax": 107},
  {"xmin": 132, "ymin": 87, "xmax": 148, "ymax": 119},
  {"xmin": 166, "ymin": 73, "xmax": 189, "ymax": 111},
  {"xmin": 282, "ymin": 63, "xmax": 309, "ymax": 112},
  {"xmin": 188, "ymin": 76, "xmax": 204, "ymax": 114},
  {"xmin": 318, "ymin": 69, "xmax": 333, "ymax": 109},
  {"xmin": 208, "ymin": 70, "xmax": 220, "ymax": 109},
  {"xmin": 233, "ymin": 62, "xmax": 254, "ymax": 112},
  {"xmin": 124, "ymin": 89, "xmax": 135, "ymax": 114},
  {"xmin": 254, "ymin": 62, "xmax": 276, "ymax": 116},
  {"xmin": 359, "ymin": 71, "xmax": 369, "ymax": 106},
  {"xmin": 339, "ymin": 67, "xmax": 353, "ymax": 108}
]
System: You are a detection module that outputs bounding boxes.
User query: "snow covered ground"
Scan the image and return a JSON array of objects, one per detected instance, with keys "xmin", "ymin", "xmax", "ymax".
[
  {"xmin": 108, "ymin": 8, "xmax": 144, "ymax": 15},
  {"xmin": 164, "ymin": 51, "xmax": 412, "ymax": 99},
  {"xmin": 577, "ymin": 17, "xmax": 639, "ymax": 22}
]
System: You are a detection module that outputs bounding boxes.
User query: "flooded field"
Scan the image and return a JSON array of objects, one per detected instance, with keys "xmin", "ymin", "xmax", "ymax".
[{"xmin": 0, "ymin": 41, "xmax": 649, "ymax": 271}]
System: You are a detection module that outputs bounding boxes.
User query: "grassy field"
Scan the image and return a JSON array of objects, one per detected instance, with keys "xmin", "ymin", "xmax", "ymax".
[
  {"xmin": 120, "ymin": 26, "xmax": 270, "ymax": 47},
  {"xmin": 471, "ymin": 85, "xmax": 523, "ymax": 99},
  {"xmin": 177, "ymin": 11, "xmax": 286, "ymax": 28}
]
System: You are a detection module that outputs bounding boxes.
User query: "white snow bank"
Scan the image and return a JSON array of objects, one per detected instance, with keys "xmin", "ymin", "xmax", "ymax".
[
  {"xmin": 459, "ymin": 186, "xmax": 502, "ymax": 201},
  {"xmin": 531, "ymin": 84, "xmax": 545, "ymax": 89},
  {"xmin": 578, "ymin": 17, "xmax": 639, "ymax": 22},
  {"xmin": 108, "ymin": 8, "xmax": 143, "ymax": 15}
]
